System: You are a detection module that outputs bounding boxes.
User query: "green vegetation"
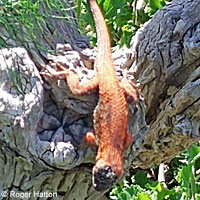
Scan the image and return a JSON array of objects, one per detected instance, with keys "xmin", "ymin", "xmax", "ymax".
[
  {"xmin": 109, "ymin": 144, "xmax": 200, "ymax": 200},
  {"xmin": 0, "ymin": 0, "xmax": 171, "ymax": 49},
  {"xmin": 0, "ymin": 0, "xmax": 43, "ymax": 49},
  {"xmin": 0, "ymin": 0, "xmax": 75, "ymax": 51},
  {"xmin": 79, "ymin": 0, "xmax": 171, "ymax": 47}
]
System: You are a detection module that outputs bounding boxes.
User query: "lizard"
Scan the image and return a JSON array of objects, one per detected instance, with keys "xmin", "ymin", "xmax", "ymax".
[{"xmin": 42, "ymin": 0, "xmax": 139, "ymax": 191}]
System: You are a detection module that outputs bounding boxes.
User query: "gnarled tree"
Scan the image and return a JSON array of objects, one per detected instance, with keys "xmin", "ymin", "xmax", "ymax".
[{"xmin": 0, "ymin": 0, "xmax": 200, "ymax": 199}]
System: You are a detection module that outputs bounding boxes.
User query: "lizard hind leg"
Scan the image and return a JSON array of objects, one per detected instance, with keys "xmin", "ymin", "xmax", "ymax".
[
  {"xmin": 120, "ymin": 80, "xmax": 139, "ymax": 103},
  {"xmin": 125, "ymin": 133, "xmax": 133, "ymax": 149}
]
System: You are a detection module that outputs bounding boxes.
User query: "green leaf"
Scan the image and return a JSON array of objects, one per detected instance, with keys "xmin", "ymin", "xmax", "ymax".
[
  {"xmin": 189, "ymin": 145, "xmax": 200, "ymax": 163},
  {"xmin": 118, "ymin": 192, "xmax": 126, "ymax": 200},
  {"xmin": 98, "ymin": 0, "xmax": 126, "ymax": 18},
  {"xmin": 195, "ymin": 193, "xmax": 200, "ymax": 200},
  {"xmin": 138, "ymin": 193, "xmax": 151, "ymax": 200},
  {"xmin": 123, "ymin": 190, "xmax": 132, "ymax": 199},
  {"xmin": 182, "ymin": 164, "xmax": 192, "ymax": 188},
  {"xmin": 150, "ymin": 0, "xmax": 165, "ymax": 9},
  {"xmin": 133, "ymin": 171, "xmax": 151, "ymax": 188}
]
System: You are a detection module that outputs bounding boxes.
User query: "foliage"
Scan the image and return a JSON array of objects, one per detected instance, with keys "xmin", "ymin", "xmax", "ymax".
[
  {"xmin": 0, "ymin": 0, "xmax": 75, "ymax": 51},
  {"xmin": 79, "ymin": 0, "xmax": 171, "ymax": 47},
  {"xmin": 109, "ymin": 144, "xmax": 200, "ymax": 200},
  {"xmin": 0, "ymin": 0, "xmax": 171, "ymax": 49},
  {"xmin": 109, "ymin": 172, "xmax": 180, "ymax": 200},
  {"xmin": 0, "ymin": 0, "xmax": 77, "ymax": 94}
]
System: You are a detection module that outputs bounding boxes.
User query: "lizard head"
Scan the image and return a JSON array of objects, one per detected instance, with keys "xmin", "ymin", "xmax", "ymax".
[
  {"xmin": 92, "ymin": 165, "xmax": 117, "ymax": 191},
  {"xmin": 92, "ymin": 158, "xmax": 123, "ymax": 191}
]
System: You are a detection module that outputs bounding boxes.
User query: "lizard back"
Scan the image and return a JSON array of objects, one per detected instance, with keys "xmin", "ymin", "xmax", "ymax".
[{"xmin": 88, "ymin": 0, "xmax": 130, "ymax": 191}]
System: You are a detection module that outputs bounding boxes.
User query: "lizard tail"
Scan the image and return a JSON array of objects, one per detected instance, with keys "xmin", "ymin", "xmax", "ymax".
[{"xmin": 87, "ymin": 0, "xmax": 112, "ymax": 57}]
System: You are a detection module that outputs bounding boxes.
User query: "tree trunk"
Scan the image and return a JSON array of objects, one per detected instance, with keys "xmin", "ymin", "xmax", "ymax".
[{"xmin": 0, "ymin": 0, "xmax": 200, "ymax": 199}]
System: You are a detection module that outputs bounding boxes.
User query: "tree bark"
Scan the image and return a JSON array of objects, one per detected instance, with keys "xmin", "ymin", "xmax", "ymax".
[{"xmin": 0, "ymin": 0, "xmax": 200, "ymax": 199}]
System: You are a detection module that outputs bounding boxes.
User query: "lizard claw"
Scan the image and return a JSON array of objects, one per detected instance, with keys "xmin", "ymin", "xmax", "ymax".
[
  {"xmin": 40, "ymin": 64, "xmax": 58, "ymax": 77},
  {"xmin": 40, "ymin": 63, "xmax": 70, "ymax": 77}
]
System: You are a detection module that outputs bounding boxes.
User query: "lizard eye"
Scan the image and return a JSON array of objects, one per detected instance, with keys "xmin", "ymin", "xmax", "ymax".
[{"xmin": 92, "ymin": 165, "xmax": 117, "ymax": 191}]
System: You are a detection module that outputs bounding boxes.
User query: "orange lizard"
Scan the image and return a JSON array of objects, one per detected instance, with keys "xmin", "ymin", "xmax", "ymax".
[{"xmin": 43, "ymin": 0, "xmax": 138, "ymax": 191}]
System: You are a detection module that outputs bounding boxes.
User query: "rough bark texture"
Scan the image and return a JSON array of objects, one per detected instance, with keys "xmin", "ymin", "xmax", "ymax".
[
  {"xmin": 130, "ymin": 0, "xmax": 200, "ymax": 168},
  {"xmin": 0, "ymin": 0, "xmax": 200, "ymax": 199}
]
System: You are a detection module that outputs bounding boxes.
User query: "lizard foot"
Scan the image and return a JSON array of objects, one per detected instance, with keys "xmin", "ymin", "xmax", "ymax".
[
  {"xmin": 85, "ymin": 131, "xmax": 96, "ymax": 146},
  {"xmin": 120, "ymin": 80, "xmax": 139, "ymax": 103},
  {"xmin": 40, "ymin": 63, "xmax": 70, "ymax": 77}
]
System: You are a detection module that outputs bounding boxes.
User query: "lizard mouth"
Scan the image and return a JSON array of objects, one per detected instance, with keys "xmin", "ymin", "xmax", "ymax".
[{"xmin": 92, "ymin": 165, "xmax": 117, "ymax": 191}]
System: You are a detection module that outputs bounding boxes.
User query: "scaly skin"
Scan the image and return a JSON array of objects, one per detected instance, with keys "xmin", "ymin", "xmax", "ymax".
[
  {"xmin": 87, "ymin": 0, "xmax": 134, "ymax": 191},
  {"xmin": 42, "ymin": 0, "xmax": 138, "ymax": 191}
]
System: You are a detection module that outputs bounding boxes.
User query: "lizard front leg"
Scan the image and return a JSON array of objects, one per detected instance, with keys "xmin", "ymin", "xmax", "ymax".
[{"xmin": 42, "ymin": 62, "xmax": 99, "ymax": 95}]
